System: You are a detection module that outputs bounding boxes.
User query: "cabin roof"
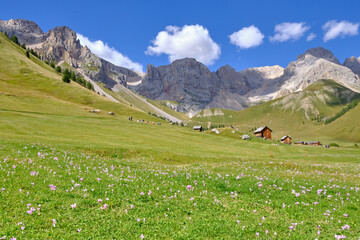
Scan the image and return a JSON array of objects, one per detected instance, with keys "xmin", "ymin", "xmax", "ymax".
[
  {"xmin": 254, "ymin": 126, "xmax": 272, "ymax": 134},
  {"xmin": 193, "ymin": 126, "xmax": 202, "ymax": 129},
  {"xmin": 281, "ymin": 135, "xmax": 292, "ymax": 141}
]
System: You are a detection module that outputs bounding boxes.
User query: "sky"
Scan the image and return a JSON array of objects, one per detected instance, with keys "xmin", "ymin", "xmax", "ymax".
[{"xmin": 1, "ymin": 0, "xmax": 360, "ymax": 73}]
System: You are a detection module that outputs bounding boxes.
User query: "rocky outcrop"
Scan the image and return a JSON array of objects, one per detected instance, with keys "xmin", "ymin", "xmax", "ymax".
[
  {"xmin": 343, "ymin": 56, "xmax": 360, "ymax": 76},
  {"xmin": 134, "ymin": 58, "xmax": 284, "ymax": 112},
  {"xmin": 0, "ymin": 19, "xmax": 47, "ymax": 45},
  {"xmin": 275, "ymin": 47, "xmax": 360, "ymax": 97},
  {"xmin": 134, "ymin": 47, "xmax": 360, "ymax": 113},
  {"xmin": 136, "ymin": 58, "xmax": 220, "ymax": 111},
  {"xmin": 0, "ymin": 19, "xmax": 141, "ymax": 88}
]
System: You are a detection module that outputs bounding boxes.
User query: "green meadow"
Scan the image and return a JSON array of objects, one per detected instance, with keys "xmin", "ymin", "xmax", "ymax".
[{"xmin": 0, "ymin": 32, "xmax": 360, "ymax": 239}]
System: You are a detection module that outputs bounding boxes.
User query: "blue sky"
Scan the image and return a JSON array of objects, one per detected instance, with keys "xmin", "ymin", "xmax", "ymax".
[{"xmin": 1, "ymin": 0, "xmax": 360, "ymax": 72}]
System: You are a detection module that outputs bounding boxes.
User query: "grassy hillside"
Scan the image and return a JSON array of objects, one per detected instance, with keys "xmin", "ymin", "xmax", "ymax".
[{"xmin": 193, "ymin": 80, "xmax": 360, "ymax": 144}]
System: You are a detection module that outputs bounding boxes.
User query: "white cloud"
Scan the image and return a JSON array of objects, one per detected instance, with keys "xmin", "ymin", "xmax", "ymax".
[
  {"xmin": 306, "ymin": 33, "xmax": 316, "ymax": 42},
  {"xmin": 270, "ymin": 22, "xmax": 310, "ymax": 42},
  {"xmin": 322, "ymin": 20, "xmax": 359, "ymax": 42},
  {"xmin": 146, "ymin": 24, "xmax": 221, "ymax": 65},
  {"xmin": 229, "ymin": 25, "xmax": 264, "ymax": 49},
  {"xmin": 77, "ymin": 33, "xmax": 143, "ymax": 73}
]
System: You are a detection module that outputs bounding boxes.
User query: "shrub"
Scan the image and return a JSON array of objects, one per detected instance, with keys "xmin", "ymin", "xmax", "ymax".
[
  {"xmin": 55, "ymin": 66, "xmax": 62, "ymax": 73},
  {"xmin": 62, "ymin": 75, "xmax": 70, "ymax": 83},
  {"xmin": 10, "ymin": 35, "xmax": 19, "ymax": 45},
  {"xmin": 21, "ymin": 43, "xmax": 26, "ymax": 49},
  {"xmin": 63, "ymin": 68, "xmax": 70, "ymax": 77},
  {"xmin": 26, "ymin": 51, "xmax": 30, "ymax": 58},
  {"xmin": 86, "ymin": 81, "xmax": 94, "ymax": 91},
  {"xmin": 70, "ymin": 71, "xmax": 76, "ymax": 81},
  {"xmin": 329, "ymin": 143, "xmax": 339, "ymax": 147},
  {"xmin": 50, "ymin": 62, "xmax": 55, "ymax": 69}
]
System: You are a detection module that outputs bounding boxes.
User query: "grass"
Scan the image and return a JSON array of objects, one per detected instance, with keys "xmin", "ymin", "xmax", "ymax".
[
  {"xmin": 0, "ymin": 32, "xmax": 360, "ymax": 239},
  {"xmin": 0, "ymin": 142, "xmax": 359, "ymax": 239}
]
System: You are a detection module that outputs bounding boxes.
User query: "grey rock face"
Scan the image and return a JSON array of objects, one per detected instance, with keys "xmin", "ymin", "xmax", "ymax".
[
  {"xmin": 134, "ymin": 58, "xmax": 284, "ymax": 112},
  {"xmin": 0, "ymin": 19, "xmax": 141, "ymax": 88},
  {"xmin": 0, "ymin": 19, "xmax": 48, "ymax": 45},
  {"xmin": 343, "ymin": 56, "xmax": 360, "ymax": 76},
  {"xmin": 135, "ymin": 58, "xmax": 220, "ymax": 111},
  {"xmin": 134, "ymin": 47, "xmax": 360, "ymax": 113}
]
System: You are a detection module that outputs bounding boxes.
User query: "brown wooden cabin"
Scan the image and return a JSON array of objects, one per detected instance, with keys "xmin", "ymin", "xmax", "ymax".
[
  {"xmin": 280, "ymin": 135, "xmax": 292, "ymax": 144},
  {"xmin": 254, "ymin": 126, "xmax": 272, "ymax": 139},
  {"xmin": 295, "ymin": 141, "xmax": 304, "ymax": 145},
  {"xmin": 193, "ymin": 126, "xmax": 203, "ymax": 131}
]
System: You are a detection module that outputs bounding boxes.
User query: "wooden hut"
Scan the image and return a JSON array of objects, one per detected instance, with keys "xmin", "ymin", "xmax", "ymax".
[
  {"xmin": 193, "ymin": 126, "xmax": 203, "ymax": 131},
  {"xmin": 295, "ymin": 141, "xmax": 304, "ymax": 145},
  {"xmin": 254, "ymin": 126, "xmax": 272, "ymax": 139},
  {"xmin": 280, "ymin": 135, "xmax": 292, "ymax": 144}
]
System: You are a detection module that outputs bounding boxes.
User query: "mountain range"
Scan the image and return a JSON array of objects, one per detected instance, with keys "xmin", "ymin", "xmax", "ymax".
[{"xmin": 1, "ymin": 18, "xmax": 360, "ymax": 117}]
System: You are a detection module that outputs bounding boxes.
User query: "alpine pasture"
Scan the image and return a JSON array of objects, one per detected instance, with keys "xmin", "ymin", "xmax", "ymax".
[{"xmin": 0, "ymin": 32, "xmax": 360, "ymax": 239}]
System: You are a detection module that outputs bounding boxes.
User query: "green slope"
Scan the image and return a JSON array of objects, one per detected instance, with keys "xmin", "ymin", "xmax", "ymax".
[{"xmin": 193, "ymin": 80, "xmax": 360, "ymax": 143}]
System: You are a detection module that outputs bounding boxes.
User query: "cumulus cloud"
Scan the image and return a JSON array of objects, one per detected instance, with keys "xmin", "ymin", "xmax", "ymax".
[
  {"xmin": 306, "ymin": 33, "xmax": 316, "ymax": 42},
  {"xmin": 322, "ymin": 20, "xmax": 359, "ymax": 42},
  {"xmin": 229, "ymin": 25, "xmax": 264, "ymax": 49},
  {"xmin": 270, "ymin": 22, "xmax": 310, "ymax": 42},
  {"xmin": 146, "ymin": 25, "xmax": 221, "ymax": 65},
  {"xmin": 77, "ymin": 33, "xmax": 143, "ymax": 73}
]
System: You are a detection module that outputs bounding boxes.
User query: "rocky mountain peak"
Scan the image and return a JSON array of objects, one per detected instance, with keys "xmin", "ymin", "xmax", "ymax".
[
  {"xmin": 297, "ymin": 47, "xmax": 340, "ymax": 64},
  {"xmin": 0, "ymin": 19, "xmax": 47, "ymax": 45},
  {"xmin": 1, "ymin": 19, "xmax": 43, "ymax": 34}
]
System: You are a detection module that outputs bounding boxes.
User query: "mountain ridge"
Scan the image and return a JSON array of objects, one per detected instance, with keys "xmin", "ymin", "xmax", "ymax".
[{"xmin": 2, "ymin": 18, "xmax": 360, "ymax": 116}]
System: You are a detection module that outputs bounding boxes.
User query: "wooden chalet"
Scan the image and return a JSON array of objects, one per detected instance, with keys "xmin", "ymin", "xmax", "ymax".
[
  {"xmin": 280, "ymin": 135, "xmax": 292, "ymax": 144},
  {"xmin": 193, "ymin": 126, "xmax": 203, "ymax": 131},
  {"xmin": 295, "ymin": 141, "xmax": 304, "ymax": 145},
  {"xmin": 254, "ymin": 126, "xmax": 272, "ymax": 139}
]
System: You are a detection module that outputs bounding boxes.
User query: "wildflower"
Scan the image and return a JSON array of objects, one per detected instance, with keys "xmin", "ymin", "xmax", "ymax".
[
  {"xmin": 49, "ymin": 184, "xmax": 56, "ymax": 191},
  {"xmin": 71, "ymin": 203, "xmax": 77, "ymax": 209},
  {"xmin": 98, "ymin": 199, "xmax": 102, "ymax": 203},
  {"xmin": 52, "ymin": 219, "xmax": 56, "ymax": 227},
  {"xmin": 77, "ymin": 229, "xmax": 81, "ymax": 232},
  {"xmin": 140, "ymin": 234, "xmax": 145, "ymax": 239},
  {"xmin": 341, "ymin": 224, "xmax": 350, "ymax": 230}
]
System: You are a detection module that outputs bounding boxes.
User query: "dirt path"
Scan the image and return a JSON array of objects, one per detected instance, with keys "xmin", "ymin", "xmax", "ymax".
[
  {"xmin": 112, "ymin": 84, "xmax": 183, "ymax": 123},
  {"xmin": 76, "ymin": 69, "xmax": 119, "ymax": 103}
]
